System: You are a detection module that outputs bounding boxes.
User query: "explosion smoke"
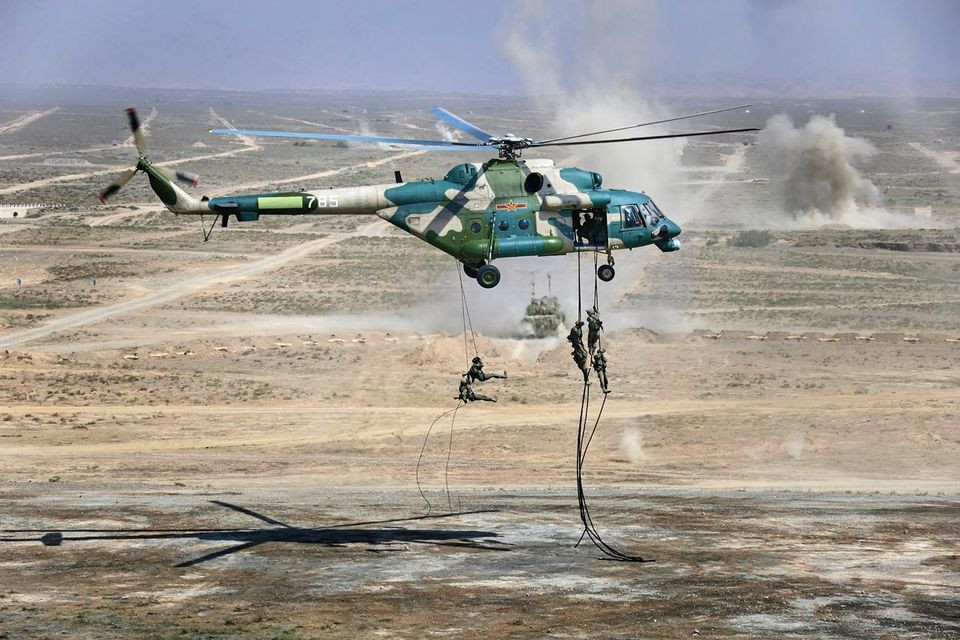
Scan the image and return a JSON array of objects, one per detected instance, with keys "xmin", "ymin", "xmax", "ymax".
[
  {"xmin": 500, "ymin": 1, "xmax": 686, "ymax": 210},
  {"xmin": 758, "ymin": 114, "xmax": 884, "ymax": 224},
  {"xmin": 494, "ymin": 1, "xmax": 701, "ymax": 333}
]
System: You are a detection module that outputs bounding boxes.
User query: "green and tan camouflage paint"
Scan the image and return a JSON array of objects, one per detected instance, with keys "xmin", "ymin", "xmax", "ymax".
[{"xmin": 144, "ymin": 156, "xmax": 681, "ymax": 263}]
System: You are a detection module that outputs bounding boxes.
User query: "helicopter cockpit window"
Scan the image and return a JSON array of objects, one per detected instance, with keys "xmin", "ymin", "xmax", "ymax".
[
  {"xmin": 641, "ymin": 201, "xmax": 664, "ymax": 227},
  {"xmin": 620, "ymin": 204, "xmax": 644, "ymax": 229}
]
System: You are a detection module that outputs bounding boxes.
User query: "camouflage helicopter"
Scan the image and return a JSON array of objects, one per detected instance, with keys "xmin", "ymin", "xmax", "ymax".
[{"xmin": 99, "ymin": 106, "xmax": 756, "ymax": 288}]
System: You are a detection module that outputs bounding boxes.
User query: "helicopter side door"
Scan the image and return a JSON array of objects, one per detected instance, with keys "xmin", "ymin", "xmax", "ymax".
[{"xmin": 572, "ymin": 207, "xmax": 608, "ymax": 248}]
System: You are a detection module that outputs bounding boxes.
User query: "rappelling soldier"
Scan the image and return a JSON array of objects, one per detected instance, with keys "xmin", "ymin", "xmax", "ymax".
[
  {"xmin": 592, "ymin": 347, "xmax": 610, "ymax": 394},
  {"xmin": 586, "ymin": 307, "xmax": 604, "ymax": 355},
  {"xmin": 567, "ymin": 320, "xmax": 589, "ymax": 381},
  {"xmin": 467, "ymin": 356, "xmax": 506, "ymax": 383},
  {"xmin": 456, "ymin": 374, "xmax": 496, "ymax": 403}
]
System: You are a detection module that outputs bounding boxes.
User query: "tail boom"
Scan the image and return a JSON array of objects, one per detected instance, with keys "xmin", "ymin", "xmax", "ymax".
[{"xmin": 163, "ymin": 183, "xmax": 400, "ymax": 220}]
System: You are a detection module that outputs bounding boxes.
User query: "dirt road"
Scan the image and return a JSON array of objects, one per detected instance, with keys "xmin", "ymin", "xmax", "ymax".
[
  {"xmin": 0, "ymin": 220, "xmax": 386, "ymax": 348},
  {"xmin": 0, "ymin": 107, "xmax": 59, "ymax": 135}
]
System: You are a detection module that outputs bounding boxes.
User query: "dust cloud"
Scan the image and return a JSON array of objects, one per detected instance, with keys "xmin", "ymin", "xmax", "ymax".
[
  {"xmin": 501, "ymin": 1, "xmax": 688, "ymax": 214},
  {"xmin": 434, "ymin": 121, "xmax": 459, "ymax": 142},
  {"xmin": 757, "ymin": 114, "xmax": 908, "ymax": 227},
  {"xmin": 495, "ymin": 0, "xmax": 700, "ymax": 333},
  {"xmin": 620, "ymin": 426, "xmax": 647, "ymax": 464},
  {"xmin": 780, "ymin": 431, "xmax": 809, "ymax": 460}
]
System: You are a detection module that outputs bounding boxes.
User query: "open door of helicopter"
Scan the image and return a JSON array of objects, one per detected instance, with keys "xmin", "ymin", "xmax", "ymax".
[{"xmin": 573, "ymin": 207, "xmax": 608, "ymax": 249}]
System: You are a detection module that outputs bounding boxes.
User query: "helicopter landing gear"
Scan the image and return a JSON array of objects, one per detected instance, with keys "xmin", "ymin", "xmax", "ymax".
[
  {"xmin": 597, "ymin": 264, "xmax": 615, "ymax": 282},
  {"xmin": 475, "ymin": 264, "xmax": 501, "ymax": 289},
  {"xmin": 462, "ymin": 261, "xmax": 484, "ymax": 279}
]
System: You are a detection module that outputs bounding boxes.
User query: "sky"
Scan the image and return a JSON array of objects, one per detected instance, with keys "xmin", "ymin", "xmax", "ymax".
[{"xmin": 0, "ymin": 0, "xmax": 957, "ymax": 96}]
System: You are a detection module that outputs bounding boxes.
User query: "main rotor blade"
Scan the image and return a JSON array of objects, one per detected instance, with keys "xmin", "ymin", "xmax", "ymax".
[
  {"xmin": 126, "ymin": 107, "xmax": 145, "ymax": 154},
  {"xmin": 428, "ymin": 107, "xmax": 494, "ymax": 141},
  {"xmin": 537, "ymin": 104, "xmax": 753, "ymax": 144},
  {"xmin": 531, "ymin": 127, "xmax": 760, "ymax": 148},
  {"xmin": 209, "ymin": 128, "xmax": 488, "ymax": 150},
  {"xmin": 98, "ymin": 168, "xmax": 136, "ymax": 203}
]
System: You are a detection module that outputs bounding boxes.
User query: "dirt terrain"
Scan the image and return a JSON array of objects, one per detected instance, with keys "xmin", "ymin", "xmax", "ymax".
[{"xmin": 0, "ymin": 91, "xmax": 958, "ymax": 638}]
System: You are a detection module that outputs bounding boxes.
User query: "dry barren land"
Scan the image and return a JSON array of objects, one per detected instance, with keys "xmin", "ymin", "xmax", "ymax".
[{"xmin": 0, "ymin": 91, "xmax": 958, "ymax": 638}]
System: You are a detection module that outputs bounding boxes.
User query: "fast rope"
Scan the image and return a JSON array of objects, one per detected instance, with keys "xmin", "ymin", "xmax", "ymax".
[
  {"xmin": 456, "ymin": 259, "xmax": 480, "ymax": 365},
  {"xmin": 573, "ymin": 248, "xmax": 651, "ymax": 563},
  {"xmin": 414, "ymin": 260, "xmax": 482, "ymax": 515},
  {"xmin": 416, "ymin": 403, "xmax": 463, "ymax": 516}
]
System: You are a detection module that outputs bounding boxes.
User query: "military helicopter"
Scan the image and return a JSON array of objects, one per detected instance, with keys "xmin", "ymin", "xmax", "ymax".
[{"xmin": 99, "ymin": 106, "xmax": 757, "ymax": 288}]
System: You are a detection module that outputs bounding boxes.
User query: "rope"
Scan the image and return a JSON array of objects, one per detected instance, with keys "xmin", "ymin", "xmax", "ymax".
[
  {"xmin": 416, "ymin": 261, "xmax": 479, "ymax": 517},
  {"xmin": 593, "ymin": 249, "xmax": 600, "ymax": 310},
  {"xmin": 416, "ymin": 404, "xmax": 461, "ymax": 515},
  {"xmin": 577, "ymin": 249, "xmax": 583, "ymax": 324},
  {"xmin": 445, "ymin": 404, "xmax": 463, "ymax": 514},
  {"xmin": 572, "ymin": 247, "xmax": 651, "ymax": 563},
  {"xmin": 455, "ymin": 260, "xmax": 479, "ymax": 362}
]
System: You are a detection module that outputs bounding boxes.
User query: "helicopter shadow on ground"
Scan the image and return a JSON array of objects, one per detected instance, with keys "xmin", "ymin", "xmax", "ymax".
[{"xmin": 0, "ymin": 500, "xmax": 510, "ymax": 568}]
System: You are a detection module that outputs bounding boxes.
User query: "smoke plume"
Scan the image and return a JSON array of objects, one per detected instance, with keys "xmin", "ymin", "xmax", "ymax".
[
  {"xmin": 620, "ymin": 426, "xmax": 647, "ymax": 464},
  {"xmin": 757, "ymin": 114, "xmax": 889, "ymax": 225},
  {"xmin": 500, "ymin": 1, "xmax": 687, "ymax": 213},
  {"xmin": 494, "ymin": 1, "xmax": 702, "ymax": 333}
]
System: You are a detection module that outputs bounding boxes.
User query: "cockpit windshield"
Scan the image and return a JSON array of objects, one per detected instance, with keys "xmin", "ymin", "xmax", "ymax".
[{"xmin": 641, "ymin": 201, "xmax": 664, "ymax": 227}]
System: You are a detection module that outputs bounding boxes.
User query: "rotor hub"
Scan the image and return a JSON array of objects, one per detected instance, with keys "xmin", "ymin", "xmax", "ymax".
[{"xmin": 488, "ymin": 136, "xmax": 535, "ymax": 159}]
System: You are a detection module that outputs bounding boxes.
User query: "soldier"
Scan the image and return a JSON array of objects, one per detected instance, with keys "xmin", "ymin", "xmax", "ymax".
[
  {"xmin": 467, "ymin": 356, "xmax": 506, "ymax": 383},
  {"xmin": 576, "ymin": 210, "xmax": 595, "ymax": 246},
  {"xmin": 592, "ymin": 347, "xmax": 610, "ymax": 394},
  {"xmin": 586, "ymin": 307, "xmax": 603, "ymax": 355},
  {"xmin": 567, "ymin": 320, "xmax": 589, "ymax": 381},
  {"xmin": 456, "ymin": 374, "xmax": 496, "ymax": 403}
]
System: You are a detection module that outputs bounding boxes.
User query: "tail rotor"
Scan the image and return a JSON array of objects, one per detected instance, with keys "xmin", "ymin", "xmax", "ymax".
[{"xmin": 97, "ymin": 107, "xmax": 201, "ymax": 202}]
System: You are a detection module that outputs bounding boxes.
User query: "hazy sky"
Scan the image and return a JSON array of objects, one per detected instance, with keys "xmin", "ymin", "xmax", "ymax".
[{"xmin": 1, "ymin": 0, "xmax": 957, "ymax": 96}]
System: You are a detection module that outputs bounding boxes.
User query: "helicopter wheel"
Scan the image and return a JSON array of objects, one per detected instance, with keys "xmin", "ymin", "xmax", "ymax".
[
  {"xmin": 462, "ymin": 261, "xmax": 483, "ymax": 279},
  {"xmin": 476, "ymin": 264, "xmax": 501, "ymax": 289},
  {"xmin": 597, "ymin": 264, "xmax": 615, "ymax": 282}
]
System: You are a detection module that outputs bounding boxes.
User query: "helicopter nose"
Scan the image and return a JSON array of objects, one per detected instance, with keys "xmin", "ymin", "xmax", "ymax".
[{"xmin": 667, "ymin": 219, "xmax": 682, "ymax": 238}]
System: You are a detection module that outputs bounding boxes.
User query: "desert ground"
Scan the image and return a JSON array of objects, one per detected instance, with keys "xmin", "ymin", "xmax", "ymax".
[{"xmin": 0, "ymin": 89, "xmax": 958, "ymax": 638}]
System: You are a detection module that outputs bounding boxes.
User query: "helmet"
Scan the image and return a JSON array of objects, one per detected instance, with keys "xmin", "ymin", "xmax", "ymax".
[{"xmin": 472, "ymin": 356, "xmax": 482, "ymax": 364}]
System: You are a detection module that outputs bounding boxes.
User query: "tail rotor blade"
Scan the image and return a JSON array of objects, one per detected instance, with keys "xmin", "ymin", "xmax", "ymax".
[
  {"xmin": 174, "ymin": 170, "xmax": 200, "ymax": 187},
  {"xmin": 98, "ymin": 168, "xmax": 136, "ymax": 203},
  {"xmin": 126, "ymin": 107, "xmax": 145, "ymax": 154},
  {"xmin": 157, "ymin": 166, "xmax": 200, "ymax": 187}
]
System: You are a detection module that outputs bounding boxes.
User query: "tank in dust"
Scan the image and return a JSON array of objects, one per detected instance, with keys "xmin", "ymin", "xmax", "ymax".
[{"xmin": 522, "ymin": 294, "xmax": 566, "ymax": 339}]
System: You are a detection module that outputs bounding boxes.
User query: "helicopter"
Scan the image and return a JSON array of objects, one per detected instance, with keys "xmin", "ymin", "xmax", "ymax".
[{"xmin": 98, "ymin": 106, "xmax": 757, "ymax": 288}]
